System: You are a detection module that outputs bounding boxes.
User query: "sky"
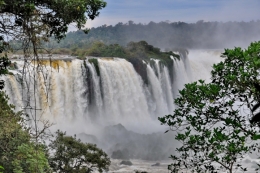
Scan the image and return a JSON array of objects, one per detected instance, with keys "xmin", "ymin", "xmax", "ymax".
[{"xmin": 79, "ymin": 0, "xmax": 260, "ymax": 29}]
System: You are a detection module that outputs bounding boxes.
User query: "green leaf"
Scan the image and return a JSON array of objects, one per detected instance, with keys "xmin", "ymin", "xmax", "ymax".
[{"xmin": 252, "ymin": 134, "xmax": 260, "ymax": 140}]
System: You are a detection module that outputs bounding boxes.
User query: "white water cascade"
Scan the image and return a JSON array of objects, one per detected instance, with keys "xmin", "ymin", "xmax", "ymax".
[
  {"xmin": 5, "ymin": 50, "xmax": 223, "ymax": 133},
  {"xmin": 4, "ymin": 50, "xmax": 224, "ymax": 172}
]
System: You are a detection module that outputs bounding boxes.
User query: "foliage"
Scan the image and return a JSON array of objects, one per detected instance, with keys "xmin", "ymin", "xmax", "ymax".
[
  {"xmin": 159, "ymin": 41, "xmax": 260, "ymax": 173},
  {"xmin": 0, "ymin": 91, "xmax": 51, "ymax": 173},
  {"xmin": 12, "ymin": 143, "xmax": 51, "ymax": 173},
  {"xmin": 0, "ymin": 91, "xmax": 29, "ymax": 173},
  {"xmin": 125, "ymin": 41, "xmax": 180, "ymax": 62},
  {"xmin": 52, "ymin": 40, "xmax": 179, "ymax": 63},
  {"xmin": 59, "ymin": 40, "xmax": 180, "ymax": 62},
  {"xmin": 85, "ymin": 42, "xmax": 126, "ymax": 58},
  {"xmin": 0, "ymin": 36, "xmax": 11, "ymax": 89},
  {"xmin": 49, "ymin": 130, "xmax": 111, "ymax": 173},
  {"xmin": 0, "ymin": 166, "xmax": 3, "ymax": 173},
  {"xmin": 0, "ymin": 0, "xmax": 106, "ymax": 41}
]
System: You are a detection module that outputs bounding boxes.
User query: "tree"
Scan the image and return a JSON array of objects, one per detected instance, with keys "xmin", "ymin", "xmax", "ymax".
[
  {"xmin": 0, "ymin": 91, "xmax": 29, "ymax": 172},
  {"xmin": 0, "ymin": 0, "xmax": 107, "ymax": 40},
  {"xmin": 0, "ymin": 91, "xmax": 51, "ymax": 173},
  {"xmin": 159, "ymin": 41, "xmax": 260, "ymax": 173},
  {"xmin": 49, "ymin": 130, "xmax": 110, "ymax": 173},
  {"xmin": 12, "ymin": 143, "xmax": 51, "ymax": 173}
]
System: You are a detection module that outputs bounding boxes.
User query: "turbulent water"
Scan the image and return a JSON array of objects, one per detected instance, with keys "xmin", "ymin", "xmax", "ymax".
[{"xmin": 5, "ymin": 50, "xmax": 224, "ymax": 172}]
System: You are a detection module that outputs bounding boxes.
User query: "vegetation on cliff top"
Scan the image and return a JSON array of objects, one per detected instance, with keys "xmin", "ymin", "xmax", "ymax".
[
  {"xmin": 85, "ymin": 40, "xmax": 179, "ymax": 61},
  {"xmin": 81, "ymin": 40, "xmax": 181, "ymax": 83}
]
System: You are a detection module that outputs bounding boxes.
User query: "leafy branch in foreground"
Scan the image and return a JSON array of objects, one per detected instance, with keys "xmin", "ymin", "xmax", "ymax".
[{"xmin": 159, "ymin": 41, "xmax": 260, "ymax": 173}]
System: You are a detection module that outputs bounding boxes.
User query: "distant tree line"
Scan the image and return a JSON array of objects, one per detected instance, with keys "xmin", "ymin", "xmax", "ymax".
[{"xmin": 45, "ymin": 20, "xmax": 260, "ymax": 50}]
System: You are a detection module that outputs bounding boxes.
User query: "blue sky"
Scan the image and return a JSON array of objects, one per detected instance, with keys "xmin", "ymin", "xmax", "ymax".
[{"xmin": 82, "ymin": 0, "xmax": 260, "ymax": 28}]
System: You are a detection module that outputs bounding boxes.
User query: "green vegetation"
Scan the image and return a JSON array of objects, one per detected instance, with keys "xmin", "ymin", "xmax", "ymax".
[
  {"xmin": 125, "ymin": 41, "xmax": 180, "ymax": 63},
  {"xmin": 85, "ymin": 42, "xmax": 126, "ymax": 58},
  {"xmin": 0, "ymin": 166, "xmax": 3, "ymax": 173},
  {"xmin": 49, "ymin": 131, "xmax": 110, "ymax": 173},
  {"xmin": 85, "ymin": 41, "xmax": 179, "ymax": 69},
  {"xmin": 0, "ymin": 89, "xmax": 51, "ymax": 173},
  {"xmin": 159, "ymin": 41, "xmax": 260, "ymax": 172},
  {"xmin": 12, "ymin": 143, "xmax": 51, "ymax": 173},
  {"xmin": 0, "ymin": 0, "xmax": 106, "ymax": 41},
  {"xmin": 70, "ymin": 40, "xmax": 179, "ymax": 61},
  {"xmin": 0, "ymin": 39, "xmax": 11, "ymax": 90}
]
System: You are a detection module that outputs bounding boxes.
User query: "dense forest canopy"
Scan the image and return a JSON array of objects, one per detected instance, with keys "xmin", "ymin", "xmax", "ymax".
[{"xmin": 46, "ymin": 20, "xmax": 260, "ymax": 50}]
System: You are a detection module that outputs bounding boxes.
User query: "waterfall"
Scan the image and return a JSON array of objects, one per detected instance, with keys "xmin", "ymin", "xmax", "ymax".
[
  {"xmin": 4, "ymin": 50, "xmax": 223, "ymax": 135},
  {"xmin": 146, "ymin": 60, "xmax": 173, "ymax": 116},
  {"xmin": 98, "ymin": 58, "xmax": 152, "ymax": 130}
]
